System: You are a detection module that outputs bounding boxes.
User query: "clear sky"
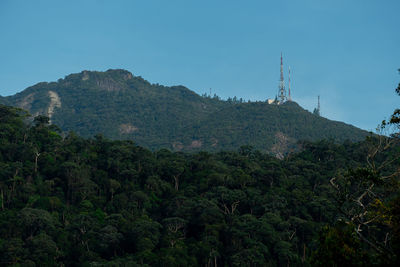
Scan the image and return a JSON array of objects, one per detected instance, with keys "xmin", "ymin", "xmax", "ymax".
[{"xmin": 0, "ymin": 0, "xmax": 399, "ymax": 131}]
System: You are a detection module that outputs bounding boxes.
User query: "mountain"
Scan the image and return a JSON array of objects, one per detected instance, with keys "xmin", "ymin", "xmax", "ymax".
[{"xmin": 0, "ymin": 69, "xmax": 370, "ymax": 153}]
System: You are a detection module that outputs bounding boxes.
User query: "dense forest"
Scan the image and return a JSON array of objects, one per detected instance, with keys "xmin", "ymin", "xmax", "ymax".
[
  {"xmin": 0, "ymin": 69, "xmax": 369, "ymax": 154},
  {"xmin": 1, "ymin": 101, "xmax": 400, "ymax": 266}
]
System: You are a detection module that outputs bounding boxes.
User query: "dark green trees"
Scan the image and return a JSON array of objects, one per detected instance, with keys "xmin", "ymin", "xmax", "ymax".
[{"xmin": 0, "ymin": 103, "xmax": 397, "ymax": 266}]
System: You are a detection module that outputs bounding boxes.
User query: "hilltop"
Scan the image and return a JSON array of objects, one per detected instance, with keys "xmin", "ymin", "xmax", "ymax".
[{"xmin": 0, "ymin": 69, "xmax": 370, "ymax": 154}]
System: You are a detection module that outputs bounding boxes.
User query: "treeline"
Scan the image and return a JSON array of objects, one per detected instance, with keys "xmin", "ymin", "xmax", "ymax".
[
  {"xmin": 0, "ymin": 104, "xmax": 399, "ymax": 266},
  {"xmin": 201, "ymin": 93, "xmax": 251, "ymax": 104}
]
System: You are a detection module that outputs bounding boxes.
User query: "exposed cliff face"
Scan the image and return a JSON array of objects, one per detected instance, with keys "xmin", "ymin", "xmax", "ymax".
[
  {"xmin": 17, "ymin": 93, "xmax": 35, "ymax": 111},
  {"xmin": 82, "ymin": 71, "xmax": 89, "ymax": 81},
  {"xmin": 270, "ymin": 132, "xmax": 294, "ymax": 159},
  {"xmin": 47, "ymin": 91, "xmax": 61, "ymax": 123},
  {"xmin": 119, "ymin": 123, "xmax": 138, "ymax": 134},
  {"xmin": 96, "ymin": 78, "xmax": 124, "ymax": 91}
]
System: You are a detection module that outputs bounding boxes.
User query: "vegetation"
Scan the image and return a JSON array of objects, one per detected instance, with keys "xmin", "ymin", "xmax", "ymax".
[
  {"xmin": 0, "ymin": 69, "xmax": 369, "ymax": 154},
  {"xmin": 0, "ymin": 69, "xmax": 398, "ymax": 266},
  {"xmin": 310, "ymin": 70, "xmax": 400, "ymax": 266},
  {"xmin": 0, "ymin": 101, "xmax": 398, "ymax": 266}
]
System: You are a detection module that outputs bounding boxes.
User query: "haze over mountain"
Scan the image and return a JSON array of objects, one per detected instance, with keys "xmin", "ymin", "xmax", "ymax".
[{"xmin": 0, "ymin": 69, "xmax": 370, "ymax": 154}]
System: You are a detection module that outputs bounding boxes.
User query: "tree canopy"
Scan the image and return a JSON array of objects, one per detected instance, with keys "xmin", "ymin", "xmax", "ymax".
[{"xmin": 0, "ymin": 102, "xmax": 398, "ymax": 266}]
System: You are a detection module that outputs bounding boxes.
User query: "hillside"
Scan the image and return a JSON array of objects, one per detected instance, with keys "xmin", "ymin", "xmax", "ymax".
[
  {"xmin": 0, "ymin": 69, "xmax": 370, "ymax": 153},
  {"xmin": 1, "ymin": 104, "xmax": 398, "ymax": 266}
]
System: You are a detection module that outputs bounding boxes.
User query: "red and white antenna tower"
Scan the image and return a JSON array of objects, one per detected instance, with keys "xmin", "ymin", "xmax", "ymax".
[{"xmin": 278, "ymin": 52, "xmax": 286, "ymax": 104}]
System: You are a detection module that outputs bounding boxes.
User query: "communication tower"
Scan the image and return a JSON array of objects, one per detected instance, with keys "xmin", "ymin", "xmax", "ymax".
[
  {"xmin": 313, "ymin": 95, "xmax": 321, "ymax": 116},
  {"xmin": 288, "ymin": 66, "xmax": 292, "ymax": 101},
  {"xmin": 278, "ymin": 53, "xmax": 286, "ymax": 104}
]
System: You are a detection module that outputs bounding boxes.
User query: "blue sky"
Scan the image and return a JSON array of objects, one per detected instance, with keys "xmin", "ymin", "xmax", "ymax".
[{"xmin": 0, "ymin": 0, "xmax": 399, "ymax": 131}]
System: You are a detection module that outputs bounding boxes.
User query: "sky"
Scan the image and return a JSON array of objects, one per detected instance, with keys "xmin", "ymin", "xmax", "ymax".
[{"xmin": 0, "ymin": 0, "xmax": 399, "ymax": 131}]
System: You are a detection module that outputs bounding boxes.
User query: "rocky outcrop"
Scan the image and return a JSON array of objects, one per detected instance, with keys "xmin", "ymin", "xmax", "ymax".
[
  {"xmin": 96, "ymin": 78, "xmax": 123, "ymax": 91},
  {"xmin": 47, "ymin": 91, "xmax": 61, "ymax": 123},
  {"xmin": 119, "ymin": 123, "xmax": 138, "ymax": 134},
  {"xmin": 17, "ymin": 93, "xmax": 35, "ymax": 111},
  {"xmin": 189, "ymin": 140, "xmax": 202, "ymax": 149}
]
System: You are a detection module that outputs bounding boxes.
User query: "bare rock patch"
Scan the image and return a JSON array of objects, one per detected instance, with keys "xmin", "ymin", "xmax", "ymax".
[
  {"xmin": 47, "ymin": 91, "xmax": 61, "ymax": 123},
  {"xmin": 119, "ymin": 123, "xmax": 138, "ymax": 134}
]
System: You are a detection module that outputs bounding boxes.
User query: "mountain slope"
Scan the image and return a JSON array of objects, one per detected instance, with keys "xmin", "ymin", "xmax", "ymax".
[{"xmin": 0, "ymin": 69, "xmax": 370, "ymax": 153}]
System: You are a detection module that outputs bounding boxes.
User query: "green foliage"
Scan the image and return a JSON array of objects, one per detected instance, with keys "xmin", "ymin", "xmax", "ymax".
[
  {"xmin": 310, "ymin": 223, "xmax": 370, "ymax": 266},
  {"xmin": 0, "ymin": 104, "xmax": 396, "ymax": 266},
  {"xmin": 310, "ymin": 69, "xmax": 400, "ymax": 266},
  {"xmin": 0, "ymin": 70, "xmax": 369, "ymax": 154}
]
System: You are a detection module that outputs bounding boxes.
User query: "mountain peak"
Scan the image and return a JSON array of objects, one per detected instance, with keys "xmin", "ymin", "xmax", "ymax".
[
  {"xmin": 105, "ymin": 68, "xmax": 134, "ymax": 77},
  {"xmin": 57, "ymin": 69, "xmax": 135, "ymax": 92},
  {"xmin": 0, "ymin": 70, "xmax": 370, "ymax": 153},
  {"xmin": 63, "ymin": 69, "xmax": 133, "ymax": 81}
]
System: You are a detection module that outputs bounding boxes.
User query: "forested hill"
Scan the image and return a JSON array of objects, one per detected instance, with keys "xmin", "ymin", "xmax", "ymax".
[
  {"xmin": 0, "ymin": 69, "xmax": 370, "ymax": 153},
  {"xmin": 0, "ymin": 104, "xmax": 399, "ymax": 266}
]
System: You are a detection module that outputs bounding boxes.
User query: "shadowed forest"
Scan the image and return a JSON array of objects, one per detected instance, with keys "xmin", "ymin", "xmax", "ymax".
[{"xmin": 1, "ymin": 89, "xmax": 400, "ymax": 266}]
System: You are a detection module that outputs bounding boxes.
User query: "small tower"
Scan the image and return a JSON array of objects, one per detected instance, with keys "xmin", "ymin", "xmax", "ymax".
[
  {"xmin": 288, "ymin": 66, "xmax": 292, "ymax": 101},
  {"xmin": 313, "ymin": 95, "xmax": 321, "ymax": 116},
  {"xmin": 278, "ymin": 53, "xmax": 286, "ymax": 104}
]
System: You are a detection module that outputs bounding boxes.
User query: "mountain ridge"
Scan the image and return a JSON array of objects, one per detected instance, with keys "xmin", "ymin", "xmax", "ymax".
[{"xmin": 0, "ymin": 69, "xmax": 370, "ymax": 154}]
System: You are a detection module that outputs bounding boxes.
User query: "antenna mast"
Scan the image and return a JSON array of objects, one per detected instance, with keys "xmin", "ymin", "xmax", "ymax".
[
  {"xmin": 278, "ymin": 53, "xmax": 286, "ymax": 104},
  {"xmin": 318, "ymin": 95, "xmax": 320, "ymax": 114},
  {"xmin": 288, "ymin": 66, "xmax": 292, "ymax": 101}
]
